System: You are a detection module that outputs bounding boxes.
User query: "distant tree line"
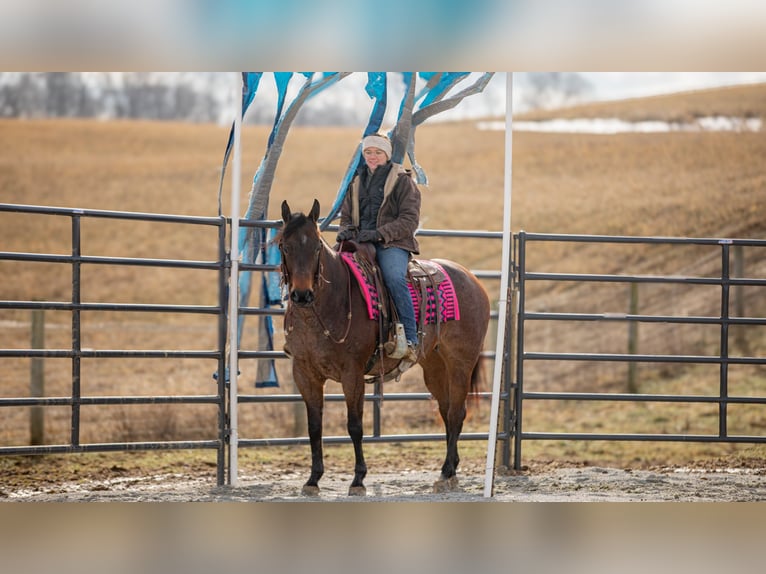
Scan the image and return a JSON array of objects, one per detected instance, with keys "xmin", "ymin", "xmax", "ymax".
[
  {"xmin": 518, "ymin": 72, "xmax": 593, "ymax": 111},
  {"xmin": 0, "ymin": 72, "xmax": 592, "ymax": 125},
  {"xmin": 0, "ymin": 72, "xmax": 372, "ymax": 125},
  {"xmin": 0, "ymin": 72, "xmax": 227, "ymax": 123}
]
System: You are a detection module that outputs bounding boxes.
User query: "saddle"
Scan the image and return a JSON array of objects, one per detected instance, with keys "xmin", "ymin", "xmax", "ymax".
[{"xmin": 337, "ymin": 240, "xmax": 459, "ymax": 383}]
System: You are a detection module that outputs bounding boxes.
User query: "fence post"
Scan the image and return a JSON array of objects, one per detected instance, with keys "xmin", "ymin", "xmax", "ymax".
[
  {"xmin": 30, "ymin": 308, "xmax": 45, "ymax": 445},
  {"xmin": 627, "ymin": 283, "xmax": 639, "ymax": 393},
  {"xmin": 733, "ymin": 245, "xmax": 748, "ymax": 354}
]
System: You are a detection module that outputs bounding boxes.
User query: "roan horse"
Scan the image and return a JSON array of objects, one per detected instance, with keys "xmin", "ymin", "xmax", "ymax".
[{"xmin": 277, "ymin": 199, "xmax": 490, "ymax": 496}]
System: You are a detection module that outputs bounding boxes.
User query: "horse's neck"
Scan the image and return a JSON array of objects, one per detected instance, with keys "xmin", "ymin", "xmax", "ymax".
[{"xmin": 315, "ymin": 249, "xmax": 348, "ymax": 306}]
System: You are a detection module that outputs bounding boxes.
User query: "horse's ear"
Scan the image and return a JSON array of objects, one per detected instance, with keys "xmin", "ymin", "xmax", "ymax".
[
  {"xmin": 309, "ymin": 199, "xmax": 320, "ymax": 223},
  {"xmin": 281, "ymin": 200, "xmax": 291, "ymax": 224}
]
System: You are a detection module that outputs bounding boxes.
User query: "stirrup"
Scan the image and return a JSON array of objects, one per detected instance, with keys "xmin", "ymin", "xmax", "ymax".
[
  {"xmin": 394, "ymin": 344, "xmax": 419, "ymax": 380},
  {"xmin": 385, "ymin": 323, "xmax": 408, "ymax": 359}
]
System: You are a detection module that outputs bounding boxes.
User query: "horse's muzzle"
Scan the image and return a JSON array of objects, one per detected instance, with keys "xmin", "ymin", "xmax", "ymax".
[{"xmin": 290, "ymin": 289, "xmax": 315, "ymax": 306}]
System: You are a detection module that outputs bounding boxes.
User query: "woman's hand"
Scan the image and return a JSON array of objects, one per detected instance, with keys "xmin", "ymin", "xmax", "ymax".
[
  {"xmin": 336, "ymin": 228, "xmax": 356, "ymax": 242},
  {"xmin": 356, "ymin": 229, "xmax": 382, "ymax": 243}
]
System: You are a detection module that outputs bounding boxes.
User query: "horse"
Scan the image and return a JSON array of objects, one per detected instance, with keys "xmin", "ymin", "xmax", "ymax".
[{"xmin": 277, "ymin": 199, "xmax": 490, "ymax": 496}]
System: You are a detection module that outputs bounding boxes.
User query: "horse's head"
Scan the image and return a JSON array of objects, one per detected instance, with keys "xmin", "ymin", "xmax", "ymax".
[{"xmin": 278, "ymin": 199, "xmax": 323, "ymax": 307}]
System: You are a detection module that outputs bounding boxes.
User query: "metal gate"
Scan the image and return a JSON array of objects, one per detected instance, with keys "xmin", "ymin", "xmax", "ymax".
[
  {"xmin": 0, "ymin": 203, "xmax": 229, "ymax": 484},
  {"xmin": 511, "ymin": 231, "xmax": 766, "ymax": 470},
  {"xmin": 0, "ymin": 203, "xmax": 509, "ymax": 486}
]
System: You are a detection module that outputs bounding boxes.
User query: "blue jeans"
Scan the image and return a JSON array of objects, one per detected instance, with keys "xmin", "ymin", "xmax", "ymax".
[{"xmin": 375, "ymin": 245, "xmax": 418, "ymax": 345}]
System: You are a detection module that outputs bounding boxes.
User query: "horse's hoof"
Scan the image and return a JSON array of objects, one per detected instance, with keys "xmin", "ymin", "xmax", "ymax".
[
  {"xmin": 302, "ymin": 484, "xmax": 321, "ymax": 497},
  {"xmin": 432, "ymin": 475, "xmax": 459, "ymax": 493},
  {"xmin": 348, "ymin": 485, "xmax": 367, "ymax": 497}
]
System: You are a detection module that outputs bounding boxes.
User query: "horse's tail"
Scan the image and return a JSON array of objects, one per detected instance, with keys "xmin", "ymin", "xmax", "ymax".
[{"xmin": 468, "ymin": 355, "xmax": 485, "ymax": 409}]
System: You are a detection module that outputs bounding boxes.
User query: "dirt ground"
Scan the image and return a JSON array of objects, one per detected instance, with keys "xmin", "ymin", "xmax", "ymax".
[{"xmin": 4, "ymin": 459, "xmax": 764, "ymax": 502}]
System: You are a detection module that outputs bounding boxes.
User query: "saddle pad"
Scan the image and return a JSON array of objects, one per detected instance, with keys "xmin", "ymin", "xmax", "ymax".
[
  {"xmin": 341, "ymin": 251, "xmax": 380, "ymax": 320},
  {"xmin": 341, "ymin": 252, "xmax": 459, "ymax": 324},
  {"xmin": 407, "ymin": 262, "xmax": 460, "ymax": 323}
]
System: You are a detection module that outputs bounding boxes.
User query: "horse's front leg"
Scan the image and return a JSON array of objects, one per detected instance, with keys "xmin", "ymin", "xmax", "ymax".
[
  {"xmin": 342, "ymin": 373, "xmax": 367, "ymax": 496},
  {"xmin": 295, "ymin": 369, "xmax": 325, "ymax": 496}
]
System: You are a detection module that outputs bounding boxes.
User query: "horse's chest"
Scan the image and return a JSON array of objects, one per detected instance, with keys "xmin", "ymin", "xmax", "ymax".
[
  {"xmin": 286, "ymin": 315, "xmax": 341, "ymax": 354},
  {"xmin": 284, "ymin": 312, "xmax": 371, "ymax": 379}
]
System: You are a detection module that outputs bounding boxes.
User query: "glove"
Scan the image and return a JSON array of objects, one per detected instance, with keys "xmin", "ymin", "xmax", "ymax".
[
  {"xmin": 357, "ymin": 229, "xmax": 382, "ymax": 243},
  {"xmin": 336, "ymin": 228, "xmax": 355, "ymax": 242}
]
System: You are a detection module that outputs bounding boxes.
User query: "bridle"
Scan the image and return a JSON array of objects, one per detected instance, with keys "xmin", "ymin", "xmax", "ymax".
[{"xmin": 278, "ymin": 230, "xmax": 353, "ymax": 344}]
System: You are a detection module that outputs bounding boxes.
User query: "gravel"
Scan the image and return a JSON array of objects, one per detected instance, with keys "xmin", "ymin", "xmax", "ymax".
[{"xmin": 5, "ymin": 465, "xmax": 765, "ymax": 502}]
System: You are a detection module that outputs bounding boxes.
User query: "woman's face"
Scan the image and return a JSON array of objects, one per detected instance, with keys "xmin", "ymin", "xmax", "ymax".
[{"xmin": 363, "ymin": 147, "xmax": 388, "ymax": 171}]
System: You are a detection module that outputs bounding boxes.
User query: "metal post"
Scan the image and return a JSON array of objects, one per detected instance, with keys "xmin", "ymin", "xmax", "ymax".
[
  {"xmin": 733, "ymin": 245, "xmax": 748, "ymax": 353},
  {"xmin": 500, "ymin": 275, "xmax": 518, "ymax": 468},
  {"xmin": 373, "ymin": 382, "xmax": 382, "ymax": 437},
  {"xmin": 513, "ymin": 231, "xmax": 526, "ymax": 471},
  {"xmin": 216, "ymin": 218, "xmax": 228, "ymax": 486},
  {"xmin": 71, "ymin": 214, "xmax": 81, "ymax": 447},
  {"xmin": 30, "ymin": 308, "xmax": 45, "ymax": 445},
  {"xmin": 627, "ymin": 283, "xmax": 639, "ymax": 393},
  {"xmin": 483, "ymin": 72, "xmax": 513, "ymax": 497},
  {"xmin": 228, "ymin": 73, "xmax": 243, "ymax": 486},
  {"xmin": 719, "ymin": 242, "xmax": 730, "ymax": 439}
]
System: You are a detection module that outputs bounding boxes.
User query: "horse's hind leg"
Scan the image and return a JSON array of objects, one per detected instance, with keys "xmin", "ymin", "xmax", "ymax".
[
  {"xmin": 423, "ymin": 356, "xmax": 468, "ymax": 492},
  {"xmin": 343, "ymin": 377, "xmax": 367, "ymax": 496},
  {"xmin": 438, "ymin": 391, "xmax": 467, "ymax": 491}
]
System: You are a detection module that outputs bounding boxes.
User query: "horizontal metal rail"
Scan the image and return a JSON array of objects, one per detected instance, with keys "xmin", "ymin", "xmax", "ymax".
[
  {"xmin": 237, "ymin": 391, "xmax": 504, "ymax": 404},
  {"xmin": 240, "ymin": 431, "xmax": 508, "ymax": 448},
  {"xmin": 0, "ymin": 203, "xmax": 223, "ymax": 226},
  {"xmin": 522, "ymin": 391, "xmax": 766, "ymax": 404},
  {"xmin": 0, "ymin": 349, "xmax": 222, "ymax": 359},
  {"xmin": 525, "ymin": 271, "xmax": 766, "ymax": 286},
  {"xmin": 0, "ymin": 395, "xmax": 220, "ymax": 407},
  {"xmin": 0, "ymin": 301, "xmax": 222, "ymax": 314},
  {"xmin": 524, "ymin": 311, "xmax": 766, "ymax": 325},
  {"xmin": 0, "ymin": 440, "xmax": 221, "ymax": 457},
  {"xmin": 520, "ymin": 432, "xmax": 766, "ymax": 443},
  {"xmin": 523, "ymin": 352, "xmax": 766, "ymax": 364},
  {"xmin": 518, "ymin": 231, "xmax": 766, "ymax": 247},
  {"xmin": 0, "ymin": 251, "xmax": 221, "ymax": 270}
]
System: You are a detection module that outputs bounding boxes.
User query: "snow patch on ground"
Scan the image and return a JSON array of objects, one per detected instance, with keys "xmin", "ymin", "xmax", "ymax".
[{"xmin": 478, "ymin": 116, "xmax": 762, "ymax": 134}]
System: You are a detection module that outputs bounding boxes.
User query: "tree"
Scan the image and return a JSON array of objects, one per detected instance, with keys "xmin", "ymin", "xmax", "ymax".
[{"xmin": 519, "ymin": 72, "xmax": 593, "ymax": 111}]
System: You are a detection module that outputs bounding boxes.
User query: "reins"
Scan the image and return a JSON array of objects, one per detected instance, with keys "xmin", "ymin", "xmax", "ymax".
[{"xmin": 311, "ymin": 251, "xmax": 353, "ymax": 344}]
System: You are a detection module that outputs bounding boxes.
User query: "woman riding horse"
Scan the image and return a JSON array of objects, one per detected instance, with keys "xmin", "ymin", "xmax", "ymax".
[
  {"xmin": 336, "ymin": 133, "xmax": 420, "ymax": 367},
  {"xmin": 278, "ymin": 199, "xmax": 490, "ymax": 496}
]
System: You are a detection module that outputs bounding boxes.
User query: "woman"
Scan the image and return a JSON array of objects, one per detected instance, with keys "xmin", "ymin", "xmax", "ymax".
[{"xmin": 337, "ymin": 133, "xmax": 421, "ymax": 364}]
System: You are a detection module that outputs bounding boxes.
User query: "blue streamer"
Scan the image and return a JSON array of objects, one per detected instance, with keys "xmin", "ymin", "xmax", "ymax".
[
  {"xmin": 217, "ymin": 72, "xmax": 263, "ymax": 215},
  {"xmin": 418, "ymin": 72, "xmax": 470, "ymax": 107},
  {"xmin": 269, "ymin": 73, "xmax": 293, "ymax": 147}
]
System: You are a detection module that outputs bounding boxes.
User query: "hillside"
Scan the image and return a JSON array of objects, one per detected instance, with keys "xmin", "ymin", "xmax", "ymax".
[{"xmin": 517, "ymin": 82, "xmax": 766, "ymax": 123}]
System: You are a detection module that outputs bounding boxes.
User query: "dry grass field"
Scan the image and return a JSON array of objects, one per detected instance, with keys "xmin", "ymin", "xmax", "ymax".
[{"xmin": 2, "ymin": 82, "xmax": 766, "ymax": 486}]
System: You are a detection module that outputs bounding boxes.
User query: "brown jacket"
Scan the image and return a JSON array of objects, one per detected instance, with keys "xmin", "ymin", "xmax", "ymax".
[{"xmin": 339, "ymin": 162, "xmax": 421, "ymax": 254}]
